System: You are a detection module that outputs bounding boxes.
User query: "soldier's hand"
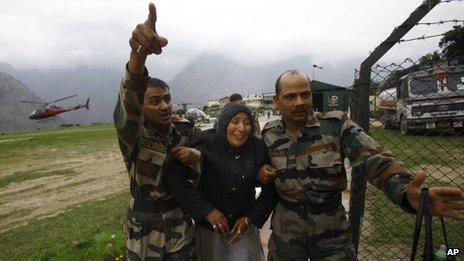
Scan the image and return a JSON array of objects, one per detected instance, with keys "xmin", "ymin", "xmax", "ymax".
[
  {"xmin": 205, "ymin": 209, "xmax": 230, "ymax": 235},
  {"xmin": 256, "ymin": 164, "xmax": 277, "ymax": 184},
  {"xmin": 170, "ymin": 146, "xmax": 200, "ymax": 166},
  {"xmin": 407, "ymin": 171, "xmax": 464, "ymax": 220},
  {"xmin": 129, "ymin": 2, "xmax": 168, "ymax": 56},
  {"xmin": 228, "ymin": 217, "xmax": 251, "ymax": 244}
]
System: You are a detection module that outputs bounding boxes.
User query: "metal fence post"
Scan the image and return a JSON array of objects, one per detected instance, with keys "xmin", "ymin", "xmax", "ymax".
[
  {"xmin": 347, "ymin": 1, "xmax": 440, "ymax": 255},
  {"xmin": 349, "ymin": 63, "xmax": 371, "ymax": 255}
]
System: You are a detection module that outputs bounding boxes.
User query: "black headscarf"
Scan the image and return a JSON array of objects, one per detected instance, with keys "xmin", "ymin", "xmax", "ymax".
[{"xmin": 214, "ymin": 103, "xmax": 254, "ymax": 149}]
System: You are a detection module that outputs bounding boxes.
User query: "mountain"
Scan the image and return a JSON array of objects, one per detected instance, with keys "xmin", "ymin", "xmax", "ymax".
[
  {"xmin": 0, "ymin": 62, "xmax": 121, "ymax": 124},
  {"xmin": 169, "ymin": 54, "xmax": 355, "ymax": 105},
  {"xmin": 0, "ymin": 71, "xmax": 63, "ymax": 132},
  {"xmin": 0, "ymin": 54, "xmax": 358, "ymax": 127}
]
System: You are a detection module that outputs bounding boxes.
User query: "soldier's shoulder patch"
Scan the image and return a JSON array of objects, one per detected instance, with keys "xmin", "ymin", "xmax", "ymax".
[{"xmin": 317, "ymin": 110, "xmax": 348, "ymax": 121}]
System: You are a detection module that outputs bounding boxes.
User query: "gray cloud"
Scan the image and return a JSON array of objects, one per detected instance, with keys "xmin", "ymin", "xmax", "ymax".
[{"xmin": 0, "ymin": 0, "xmax": 462, "ymax": 79}]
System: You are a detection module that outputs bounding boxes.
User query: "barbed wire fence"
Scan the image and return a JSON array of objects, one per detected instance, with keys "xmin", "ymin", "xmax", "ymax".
[{"xmin": 348, "ymin": 57, "xmax": 464, "ymax": 260}]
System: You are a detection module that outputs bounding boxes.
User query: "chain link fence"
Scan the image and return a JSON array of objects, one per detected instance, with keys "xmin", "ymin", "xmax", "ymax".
[{"xmin": 349, "ymin": 57, "xmax": 464, "ymax": 260}]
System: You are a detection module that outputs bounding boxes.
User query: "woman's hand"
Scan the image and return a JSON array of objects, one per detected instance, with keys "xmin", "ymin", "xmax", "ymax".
[
  {"xmin": 256, "ymin": 164, "xmax": 277, "ymax": 184},
  {"xmin": 205, "ymin": 209, "xmax": 230, "ymax": 234},
  {"xmin": 228, "ymin": 217, "xmax": 251, "ymax": 244},
  {"xmin": 170, "ymin": 146, "xmax": 201, "ymax": 166}
]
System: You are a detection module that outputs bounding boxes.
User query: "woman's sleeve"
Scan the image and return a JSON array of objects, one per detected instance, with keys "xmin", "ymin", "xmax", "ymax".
[
  {"xmin": 247, "ymin": 139, "xmax": 279, "ymax": 228},
  {"xmin": 166, "ymin": 156, "xmax": 215, "ymax": 222},
  {"xmin": 246, "ymin": 181, "xmax": 279, "ymax": 228}
]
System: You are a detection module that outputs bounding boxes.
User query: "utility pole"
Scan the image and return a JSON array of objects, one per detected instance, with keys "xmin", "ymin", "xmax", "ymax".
[{"xmin": 349, "ymin": 0, "xmax": 441, "ymax": 255}]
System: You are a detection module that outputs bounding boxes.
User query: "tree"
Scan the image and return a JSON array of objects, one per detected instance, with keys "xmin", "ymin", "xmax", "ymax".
[
  {"xmin": 439, "ymin": 25, "xmax": 464, "ymax": 60},
  {"xmin": 419, "ymin": 50, "xmax": 442, "ymax": 65}
]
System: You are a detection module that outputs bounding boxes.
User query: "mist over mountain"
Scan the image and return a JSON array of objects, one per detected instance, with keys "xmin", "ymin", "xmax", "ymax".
[
  {"xmin": 169, "ymin": 54, "xmax": 358, "ymax": 105},
  {"xmin": 0, "ymin": 54, "xmax": 359, "ymax": 129},
  {"xmin": 0, "ymin": 62, "xmax": 121, "ymax": 124},
  {"xmin": 0, "ymin": 71, "xmax": 63, "ymax": 132}
]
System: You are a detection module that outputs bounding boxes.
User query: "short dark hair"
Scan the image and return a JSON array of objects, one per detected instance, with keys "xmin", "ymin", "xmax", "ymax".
[
  {"xmin": 274, "ymin": 70, "xmax": 310, "ymax": 95},
  {"xmin": 229, "ymin": 93, "xmax": 243, "ymax": 102},
  {"xmin": 147, "ymin": 77, "xmax": 170, "ymax": 90}
]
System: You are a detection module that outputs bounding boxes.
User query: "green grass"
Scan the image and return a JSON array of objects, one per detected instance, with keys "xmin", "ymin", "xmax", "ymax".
[
  {"xmin": 0, "ymin": 190, "xmax": 130, "ymax": 261},
  {"xmin": 361, "ymin": 127, "xmax": 464, "ymax": 257},
  {"xmin": 1, "ymin": 124, "xmax": 463, "ymax": 259},
  {"xmin": 0, "ymin": 123, "xmax": 130, "ymax": 260},
  {"xmin": 0, "ymin": 123, "xmax": 117, "ymax": 171},
  {"xmin": 370, "ymin": 126, "xmax": 464, "ymax": 171},
  {"xmin": 0, "ymin": 168, "xmax": 77, "ymax": 188},
  {"xmin": 369, "ymin": 188, "xmax": 464, "ymax": 250}
]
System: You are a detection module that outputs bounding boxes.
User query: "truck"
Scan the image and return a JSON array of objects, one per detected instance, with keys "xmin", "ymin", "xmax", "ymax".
[{"xmin": 378, "ymin": 62, "xmax": 464, "ymax": 135}]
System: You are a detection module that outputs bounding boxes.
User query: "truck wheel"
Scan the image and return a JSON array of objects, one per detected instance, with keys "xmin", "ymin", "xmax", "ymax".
[{"xmin": 400, "ymin": 117, "xmax": 410, "ymax": 135}]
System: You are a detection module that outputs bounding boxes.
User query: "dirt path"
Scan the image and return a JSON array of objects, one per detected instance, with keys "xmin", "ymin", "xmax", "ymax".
[{"xmin": 0, "ymin": 149, "xmax": 128, "ymax": 231}]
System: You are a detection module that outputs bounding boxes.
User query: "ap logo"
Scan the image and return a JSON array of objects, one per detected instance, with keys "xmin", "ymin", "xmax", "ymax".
[{"xmin": 447, "ymin": 248, "xmax": 460, "ymax": 256}]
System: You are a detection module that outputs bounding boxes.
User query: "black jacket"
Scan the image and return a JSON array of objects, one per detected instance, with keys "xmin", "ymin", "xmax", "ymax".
[{"xmin": 166, "ymin": 104, "xmax": 278, "ymax": 230}]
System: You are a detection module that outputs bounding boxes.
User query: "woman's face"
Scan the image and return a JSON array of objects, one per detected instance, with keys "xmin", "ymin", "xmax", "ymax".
[{"xmin": 226, "ymin": 112, "xmax": 252, "ymax": 148}]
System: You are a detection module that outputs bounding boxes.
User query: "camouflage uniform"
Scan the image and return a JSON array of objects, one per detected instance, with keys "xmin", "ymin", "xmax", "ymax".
[
  {"xmin": 114, "ymin": 66, "xmax": 196, "ymax": 260},
  {"xmin": 262, "ymin": 110, "xmax": 415, "ymax": 261}
]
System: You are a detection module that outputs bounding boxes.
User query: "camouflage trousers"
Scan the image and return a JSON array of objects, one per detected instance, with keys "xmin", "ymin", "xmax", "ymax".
[
  {"xmin": 267, "ymin": 202, "xmax": 357, "ymax": 261},
  {"xmin": 125, "ymin": 198, "xmax": 196, "ymax": 261}
]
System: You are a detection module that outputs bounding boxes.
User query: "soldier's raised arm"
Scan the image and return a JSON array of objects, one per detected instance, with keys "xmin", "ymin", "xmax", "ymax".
[{"xmin": 113, "ymin": 2, "xmax": 168, "ymax": 168}]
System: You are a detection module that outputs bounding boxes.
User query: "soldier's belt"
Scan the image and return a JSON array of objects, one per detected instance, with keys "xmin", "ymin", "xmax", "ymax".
[
  {"xmin": 279, "ymin": 193, "xmax": 341, "ymax": 215},
  {"xmin": 131, "ymin": 198, "xmax": 178, "ymax": 214}
]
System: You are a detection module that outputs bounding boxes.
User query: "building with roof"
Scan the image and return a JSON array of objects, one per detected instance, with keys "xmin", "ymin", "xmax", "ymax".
[
  {"xmin": 310, "ymin": 80, "xmax": 351, "ymax": 112},
  {"xmin": 243, "ymin": 94, "xmax": 263, "ymax": 108}
]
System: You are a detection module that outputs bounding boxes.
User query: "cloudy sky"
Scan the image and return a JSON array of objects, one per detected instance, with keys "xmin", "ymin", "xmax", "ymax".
[{"xmin": 0, "ymin": 0, "xmax": 463, "ymax": 79}]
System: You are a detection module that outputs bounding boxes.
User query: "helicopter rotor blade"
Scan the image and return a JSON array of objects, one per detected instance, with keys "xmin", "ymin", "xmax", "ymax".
[
  {"xmin": 19, "ymin": 100, "xmax": 45, "ymax": 104},
  {"xmin": 48, "ymin": 94, "xmax": 77, "ymax": 104}
]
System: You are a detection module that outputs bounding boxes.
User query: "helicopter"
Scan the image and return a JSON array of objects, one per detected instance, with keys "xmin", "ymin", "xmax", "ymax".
[{"xmin": 20, "ymin": 95, "xmax": 90, "ymax": 120}]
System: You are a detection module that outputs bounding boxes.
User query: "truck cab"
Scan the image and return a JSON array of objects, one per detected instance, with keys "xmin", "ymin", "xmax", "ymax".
[{"xmin": 395, "ymin": 64, "xmax": 464, "ymax": 134}]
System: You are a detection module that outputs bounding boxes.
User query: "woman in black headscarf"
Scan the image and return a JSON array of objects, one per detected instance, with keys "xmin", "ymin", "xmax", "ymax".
[{"xmin": 167, "ymin": 103, "xmax": 277, "ymax": 261}]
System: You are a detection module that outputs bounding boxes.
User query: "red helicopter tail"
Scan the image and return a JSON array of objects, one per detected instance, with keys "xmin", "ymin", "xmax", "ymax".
[{"xmin": 84, "ymin": 98, "xmax": 90, "ymax": 110}]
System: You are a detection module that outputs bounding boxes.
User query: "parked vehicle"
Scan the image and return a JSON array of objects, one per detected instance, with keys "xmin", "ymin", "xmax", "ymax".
[{"xmin": 379, "ymin": 62, "xmax": 464, "ymax": 135}]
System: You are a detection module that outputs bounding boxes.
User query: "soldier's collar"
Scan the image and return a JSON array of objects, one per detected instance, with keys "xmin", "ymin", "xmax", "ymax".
[{"xmin": 304, "ymin": 110, "xmax": 320, "ymax": 128}]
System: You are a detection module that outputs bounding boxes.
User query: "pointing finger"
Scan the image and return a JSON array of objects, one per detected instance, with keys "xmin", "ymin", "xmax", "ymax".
[{"xmin": 147, "ymin": 3, "xmax": 157, "ymax": 32}]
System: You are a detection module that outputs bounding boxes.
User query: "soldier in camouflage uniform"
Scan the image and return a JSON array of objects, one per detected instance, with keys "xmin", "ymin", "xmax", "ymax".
[
  {"xmin": 113, "ymin": 3, "xmax": 198, "ymax": 260},
  {"xmin": 257, "ymin": 70, "xmax": 464, "ymax": 260}
]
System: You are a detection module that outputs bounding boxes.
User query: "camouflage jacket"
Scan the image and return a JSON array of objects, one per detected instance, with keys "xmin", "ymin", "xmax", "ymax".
[
  {"xmin": 262, "ymin": 110, "xmax": 414, "ymax": 211},
  {"xmin": 113, "ymin": 65, "xmax": 195, "ymax": 202}
]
